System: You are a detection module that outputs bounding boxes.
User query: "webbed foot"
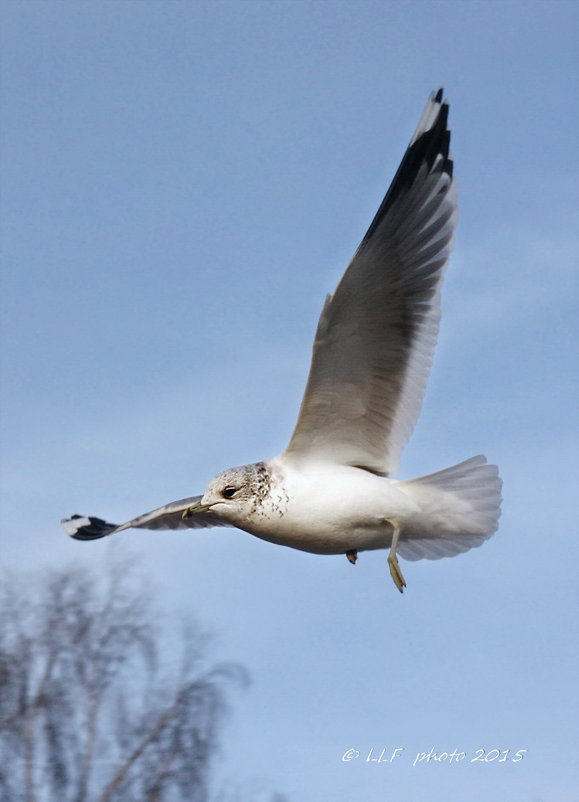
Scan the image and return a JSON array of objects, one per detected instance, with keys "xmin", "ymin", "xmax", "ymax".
[{"xmin": 387, "ymin": 521, "xmax": 406, "ymax": 593}]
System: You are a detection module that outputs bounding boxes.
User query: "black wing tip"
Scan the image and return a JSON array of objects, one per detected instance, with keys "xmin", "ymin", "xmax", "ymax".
[
  {"xmin": 400, "ymin": 88, "xmax": 453, "ymax": 181},
  {"xmin": 446, "ymin": 155, "xmax": 454, "ymax": 180},
  {"xmin": 61, "ymin": 514, "xmax": 118, "ymax": 541},
  {"xmin": 357, "ymin": 89, "xmax": 453, "ymax": 250}
]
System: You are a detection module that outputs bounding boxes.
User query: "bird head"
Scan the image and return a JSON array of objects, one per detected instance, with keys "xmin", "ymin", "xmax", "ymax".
[{"xmin": 198, "ymin": 461, "xmax": 273, "ymax": 526}]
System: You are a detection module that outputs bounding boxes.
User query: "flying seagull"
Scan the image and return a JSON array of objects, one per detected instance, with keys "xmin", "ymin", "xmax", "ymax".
[{"xmin": 63, "ymin": 89, "xmax": 502, "ymax": 592}]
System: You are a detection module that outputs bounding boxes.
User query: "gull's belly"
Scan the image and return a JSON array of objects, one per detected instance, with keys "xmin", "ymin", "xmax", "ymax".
[{"xmin": 239, "ymin": 466, "xmax": 419, "ymax": 555}]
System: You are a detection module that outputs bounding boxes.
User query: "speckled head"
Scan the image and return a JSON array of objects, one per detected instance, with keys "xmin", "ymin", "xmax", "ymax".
[{"xmin": 200, "ymin": 461, "xmax": 274, "ymax": 525}]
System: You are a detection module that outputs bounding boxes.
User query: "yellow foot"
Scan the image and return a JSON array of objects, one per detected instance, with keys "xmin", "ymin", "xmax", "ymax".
[
  {"xmin": 182, "ymin": 507, "xmax": 194, "ymax": 520},
  {"xmin": 388, "ymin": 554, "xmax": 406, "ymax": 593},
  {"xmin": 346, "ymin": 550, "xmax": 358, "ymax": 565}
]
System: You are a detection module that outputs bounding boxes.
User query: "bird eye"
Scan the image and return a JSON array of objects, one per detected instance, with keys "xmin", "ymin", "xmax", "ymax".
[{"xmin": 222, "ymin": 487, "xmax": 237, "ymax": 499}]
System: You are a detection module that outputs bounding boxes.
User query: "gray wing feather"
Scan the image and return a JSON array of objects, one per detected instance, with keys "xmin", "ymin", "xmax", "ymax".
[
  {"xmin": 62, "ymin": 496, "xmax": 230, "ymax": 541},
  {"xmin": 284, "ymin": 90, "xmax": 456, "ymax": 476}
]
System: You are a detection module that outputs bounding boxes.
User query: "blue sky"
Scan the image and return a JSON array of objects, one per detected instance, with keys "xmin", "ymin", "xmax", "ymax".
[{"xmin": 1, "ymin": 1, "xmax": 578, "ymax": 800}]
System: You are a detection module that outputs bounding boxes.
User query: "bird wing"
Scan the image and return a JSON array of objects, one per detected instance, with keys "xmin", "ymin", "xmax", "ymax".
[
  {"xmin": 62, "ymin": 495, "xmax": 231, "ymax": 540},
  {"xmin": 283, "ymin": 89, "xmax": 456, "ymax": 476}
]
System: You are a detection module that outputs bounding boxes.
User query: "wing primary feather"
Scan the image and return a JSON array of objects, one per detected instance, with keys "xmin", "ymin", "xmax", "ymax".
[
  {"xmin": 357, "ymin": 92, "xmax": 452, "ymax": 255},
  {"xmin": 62, "ymin": 495, "xmax": 230, "ymax": 541},
  {"xmin": 61, "ymin": 515, "xmax": 119, "ymax": 540}
]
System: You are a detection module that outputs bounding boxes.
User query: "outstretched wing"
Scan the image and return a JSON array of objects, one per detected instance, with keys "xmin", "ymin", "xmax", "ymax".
[
  {"xmin": 284, "ymin": 89, "xmax": 456, "ymax": 476},
  {"xmin": 62, "ymin": 495, "xmax": 230, "ymax": 541}
]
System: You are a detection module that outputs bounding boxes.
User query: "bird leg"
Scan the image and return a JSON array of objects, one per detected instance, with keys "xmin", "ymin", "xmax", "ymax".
[
  {"xmin": 181, "ymin": 500, "xmax": 212, "ymax": 519},
  {"xmin": 346, "ymin": 550, "xmax": 358, "ymax": 565},
  {"xmin": 387, "ymin": 521, "xmax": 406, "ymax": 593}
]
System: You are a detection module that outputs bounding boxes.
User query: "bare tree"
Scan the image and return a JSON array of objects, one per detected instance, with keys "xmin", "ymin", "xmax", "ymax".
[{"xmin": 0, "ymin": 557, "xmax": 248, "ymax": 802}]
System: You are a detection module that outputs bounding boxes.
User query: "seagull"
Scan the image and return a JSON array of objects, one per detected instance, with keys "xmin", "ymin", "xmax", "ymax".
[{"xmin": 63, "ymin": 89, "xmax": 502, "ymax": 592}]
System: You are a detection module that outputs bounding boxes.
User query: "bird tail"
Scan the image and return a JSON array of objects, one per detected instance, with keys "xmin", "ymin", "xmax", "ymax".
[{"xmin": 394, "ymin": 455, "xmax": 502, "ymax": 561}]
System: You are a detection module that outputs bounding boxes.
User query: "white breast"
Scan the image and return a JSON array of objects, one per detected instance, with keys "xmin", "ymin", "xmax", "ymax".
[{"xmin": 240, "ymin": 460, "xmax": 420, "ymax": 555}]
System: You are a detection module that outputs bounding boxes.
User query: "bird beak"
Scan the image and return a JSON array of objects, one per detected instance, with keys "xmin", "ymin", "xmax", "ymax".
[{"xmin": 182, "ymin": 501, "xmax": 213, "ymax": 519}]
